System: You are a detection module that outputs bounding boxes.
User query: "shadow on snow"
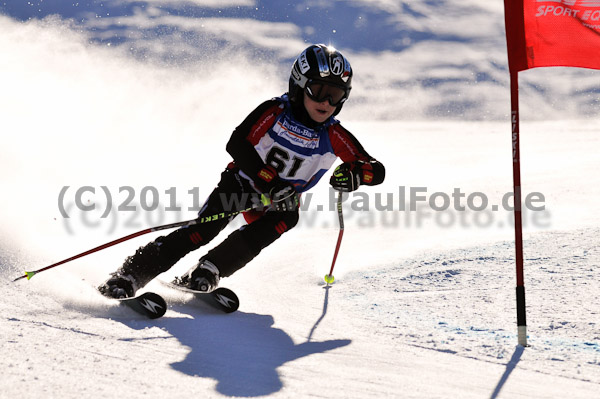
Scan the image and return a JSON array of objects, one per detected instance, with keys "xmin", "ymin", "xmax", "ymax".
[
  {"xmin": 122, "ymin": 305, "xmax": 351, "ymax": 397},
  {"xmin": 489, "ymin": 345, "xmax": 524, "ymax": 399}
]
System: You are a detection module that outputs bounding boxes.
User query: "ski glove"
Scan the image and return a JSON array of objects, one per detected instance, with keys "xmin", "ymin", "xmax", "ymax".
[
  {"xmin": 269, "ymin": 181, "xmax": 299, "ymax": 212},
  {"xmin": 330, "ymin": 162, "xmax": 362, "ymax": 192},
  {"xmin": 253, "ymin": 165, "xmax": 279, "ymax": 193}
]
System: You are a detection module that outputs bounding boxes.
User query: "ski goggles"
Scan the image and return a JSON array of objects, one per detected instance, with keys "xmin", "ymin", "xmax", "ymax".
[{"xmin": 304, "ymin": 80, "xmax": 349, "ymax": 106}]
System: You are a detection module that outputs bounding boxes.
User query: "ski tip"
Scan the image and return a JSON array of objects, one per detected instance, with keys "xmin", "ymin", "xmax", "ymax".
[
  {"xmin": 121, "ymin": 292, "xmax": 167, "ymax": 319},
  {"xmin": 212, "ymin": 288, "xmax": 240, "ymax": 313}
]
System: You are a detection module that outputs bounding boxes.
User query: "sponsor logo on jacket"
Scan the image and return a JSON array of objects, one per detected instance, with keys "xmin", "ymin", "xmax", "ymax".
[{"xmin": 272, "ymin": 117, "xmax": 320, "ymax": 149}]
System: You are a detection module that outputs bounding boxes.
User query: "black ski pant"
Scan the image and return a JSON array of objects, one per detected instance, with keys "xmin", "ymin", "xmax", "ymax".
[{"xmin": 122, "ymin": 167, "xmax": 299, "ymax": 286}]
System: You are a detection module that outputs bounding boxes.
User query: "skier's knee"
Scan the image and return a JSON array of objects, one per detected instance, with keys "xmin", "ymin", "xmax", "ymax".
[{"xmin": 275, "ymin": 210, "xmax": 299, "ymax": 234}]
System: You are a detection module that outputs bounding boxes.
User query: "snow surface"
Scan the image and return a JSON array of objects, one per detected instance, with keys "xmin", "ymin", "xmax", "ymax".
[{"xmin": 1, "ymin": 3, "xmax": 600, "ymax": 398}]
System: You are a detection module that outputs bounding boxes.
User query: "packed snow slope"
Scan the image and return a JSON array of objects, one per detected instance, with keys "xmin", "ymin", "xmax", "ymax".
[{"xmin": 1, "ymin": 2, "xmax": 600, "ymax": 399}]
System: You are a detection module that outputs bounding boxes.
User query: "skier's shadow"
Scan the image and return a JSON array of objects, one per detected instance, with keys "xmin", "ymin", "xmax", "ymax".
[{"xmin": 151, "ymin": 307, "xmax": 351, "ymax": 397}]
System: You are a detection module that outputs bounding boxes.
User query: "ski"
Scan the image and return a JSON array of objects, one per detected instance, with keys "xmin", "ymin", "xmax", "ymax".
[
  {"xmin": 117, "ymin": 292, "xmax": 167, "ymax": 319},
  {"xmin": 160, "ymin": 280, "xmax": 239, "ymax": 313}
]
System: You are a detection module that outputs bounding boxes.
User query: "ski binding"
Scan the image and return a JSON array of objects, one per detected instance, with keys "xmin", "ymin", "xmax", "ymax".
[{"xmin": 160, "ymin": 279, "xmax": 239, "ymax": 313}]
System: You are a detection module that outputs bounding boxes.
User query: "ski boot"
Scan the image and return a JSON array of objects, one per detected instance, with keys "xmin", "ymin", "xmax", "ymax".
[
  {"xmin": 98, "ymin": 238, "xmax": 172, "ymax": 299},
  {"xmin": 98, "ymin": 272, "xmax": 138, "ymax": 299},
  {"xmin": 177, "ymin": 259, "xmax": 220, "ymax": 292}
]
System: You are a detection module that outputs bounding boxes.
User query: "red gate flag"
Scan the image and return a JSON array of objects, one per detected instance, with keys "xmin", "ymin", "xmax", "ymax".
[
  {"xmin": 505, "ymin": 0, "xmax": 600, "ymax": 71},
  {"xmin": 504, "ymin": 0, "xmax": 600, "ymax": 347}
]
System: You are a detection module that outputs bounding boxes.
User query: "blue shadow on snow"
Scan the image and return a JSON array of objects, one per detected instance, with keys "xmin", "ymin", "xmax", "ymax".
[
  {"xmin": 489, "ymin": 345, "xmax": 524, "ymax": 399},
  {"xmin": 123, "ymin": 307, "xmax": 351, "ymax": 397}
]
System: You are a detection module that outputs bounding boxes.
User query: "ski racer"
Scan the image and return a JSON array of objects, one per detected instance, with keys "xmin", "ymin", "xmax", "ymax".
[{"xmin": 99, "ymin": 44, "xmax": 386, "ymax": 298}]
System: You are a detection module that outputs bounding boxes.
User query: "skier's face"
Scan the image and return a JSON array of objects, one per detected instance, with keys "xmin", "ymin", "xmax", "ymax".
[{"xmin": 303, "ymin": 91, "xmax": 336, "ymax": 123}]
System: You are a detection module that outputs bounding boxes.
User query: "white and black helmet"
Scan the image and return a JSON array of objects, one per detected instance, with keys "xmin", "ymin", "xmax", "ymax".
[{"xmin": 289, "ymin": 44, "xmax": 352, "ymax": 115}]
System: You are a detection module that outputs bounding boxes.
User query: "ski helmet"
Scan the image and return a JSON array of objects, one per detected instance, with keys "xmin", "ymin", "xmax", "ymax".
[{"xmin": 289, "ymin": 44, "xmax": 352, "ymax": 115}]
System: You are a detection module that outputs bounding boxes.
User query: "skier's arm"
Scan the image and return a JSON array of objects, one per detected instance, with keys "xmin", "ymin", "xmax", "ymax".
[
  {"xmin": 328, "ymin": 124, "xmax": 386, "ymax": 190},
  {"xmin": 226, "ymin": 99, "xmax": 285, "ymax": 192}
]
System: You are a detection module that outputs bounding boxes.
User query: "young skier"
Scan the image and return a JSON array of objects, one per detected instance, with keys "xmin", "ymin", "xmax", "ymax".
[{"xmin": 98, "ymin": 44, "xmax": 386, "ymax": 298}]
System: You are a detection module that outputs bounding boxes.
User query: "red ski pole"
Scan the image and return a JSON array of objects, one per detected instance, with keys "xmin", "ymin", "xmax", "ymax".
[
  {"xmin": 324, "ymin": 191, "xmax": 344, "ymax": 285},
  {"xmin": 13, "ymin": 203, "xmax": 261, "ymax": 282}
]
